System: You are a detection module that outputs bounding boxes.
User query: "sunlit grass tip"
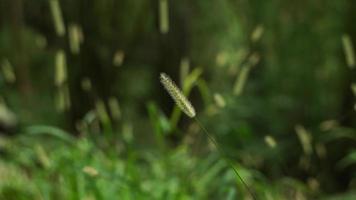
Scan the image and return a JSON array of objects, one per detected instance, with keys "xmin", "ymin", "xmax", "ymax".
[
  {"xmin": 160, "ymin": 73, "xmax": 196, "ymax": 118},
  {"xmin": 342, "ymin": 34, "xmax": 355, "ymax": 68}
]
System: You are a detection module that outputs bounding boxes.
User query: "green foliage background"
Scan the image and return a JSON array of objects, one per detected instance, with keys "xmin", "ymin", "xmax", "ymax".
[{"xmin": 0, "ymin": 0, "xmax": 356, "ymax": 199}]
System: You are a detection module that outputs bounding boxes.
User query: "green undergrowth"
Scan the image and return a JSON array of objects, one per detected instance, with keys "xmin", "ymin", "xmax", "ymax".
[{"xmin": 0, "ymin": 125, "xmax": 319, "ymax": 200}]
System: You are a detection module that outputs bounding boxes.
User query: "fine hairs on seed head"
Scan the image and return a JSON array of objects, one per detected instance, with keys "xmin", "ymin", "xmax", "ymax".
[
  {"xmin": 159, "ymin": 72, "xmax": 257, "ymax": 200},
  {"xmin": 160, "ymin": 73, "xmax": 196, "ymax": 118}
]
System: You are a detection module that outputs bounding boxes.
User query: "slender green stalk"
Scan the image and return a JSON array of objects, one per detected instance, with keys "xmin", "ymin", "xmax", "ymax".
[
  {"xmin": 194, "ymin": 118, "xmax": 257, "ymax": 200},
  {"xmin": 159, "ymin": 72, "xmax": 257, "ymax": 199}
]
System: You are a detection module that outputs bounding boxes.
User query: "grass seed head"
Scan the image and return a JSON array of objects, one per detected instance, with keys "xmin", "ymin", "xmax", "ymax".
[{"xmin": 160, "ymin": 73, "xmax": 196, "ymax": 118}]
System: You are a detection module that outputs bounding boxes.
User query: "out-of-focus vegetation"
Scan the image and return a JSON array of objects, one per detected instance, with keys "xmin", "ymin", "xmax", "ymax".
[{"xmin": 1, "ymin": 0, "xmax": 356, "ymax": 199}]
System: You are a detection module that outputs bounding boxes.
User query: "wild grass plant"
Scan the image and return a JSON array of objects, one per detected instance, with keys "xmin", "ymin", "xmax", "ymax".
[
  {"xmin": 1, "ymin": 0, "xmax": 356, "ymax": 199},
  {"xmin": 1, "ymin": 67, "xmax": 356, "ymax": 199},
  {"xmin": 160, "ymin": 72, "xmax": 257, "ymax": 199}
]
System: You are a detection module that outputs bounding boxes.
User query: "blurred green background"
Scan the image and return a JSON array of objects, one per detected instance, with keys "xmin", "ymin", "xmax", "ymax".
[{"xmin": 1, "ymin": 0, "xmax": 356, "ymax": 199}]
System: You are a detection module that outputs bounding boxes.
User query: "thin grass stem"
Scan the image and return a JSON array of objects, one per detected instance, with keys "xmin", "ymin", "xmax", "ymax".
[{"xmin": 194, "ymin": 117, "xmax": 257, "ymax": 200}]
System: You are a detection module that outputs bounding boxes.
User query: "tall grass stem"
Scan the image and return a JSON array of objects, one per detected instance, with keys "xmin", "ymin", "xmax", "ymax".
[{"xmin": 194, "ymin": 117, "xmax": 257, "ymax": 200}]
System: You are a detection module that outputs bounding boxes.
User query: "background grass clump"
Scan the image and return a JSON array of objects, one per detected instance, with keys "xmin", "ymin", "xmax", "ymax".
[{"xmin": 1, "ymin": 0, "xmax": 356, "ymax": 199}]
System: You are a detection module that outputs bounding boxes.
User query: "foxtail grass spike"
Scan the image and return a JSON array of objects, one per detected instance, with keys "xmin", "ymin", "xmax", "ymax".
[
  {"xmin": 160, "ymin": 73, "xmax": 196, "ymax": 118},
  {"xmin": 160, "ymin": 73, "xmax": 257, "ymax": 199},
  {"xmin": 295, "ymin": 125, "xmax": 313, "ymax": 155},
  {"xmin": 264, "ymin": 135, "xmax": 277, "ymax": 148},
  {"xmin": 180, "ymin": 57, "xmax": 190, "ymax": 87},
  {"xmin": 1, "ymin": 59, "xmax": 16, "ymax": 83},
  {"xmin": 159, "ymin": 0, "xmax": 169, "ymax": 34},
  {"xmin": 113, "ymin": 50, "xmax": 125, "ymax": 67},
  {"xmin": 251, "ymin": 25, "xmax": 264, "ymax": 42},
  {"xmin": 213, "ymin": 93, "xmax": 226, "ymax": 108},
  {"xmin": 108, "ymin": 97, "xmax": 121, "ymax": 120},
  {"xmin": 95, "ymin": 99, "xmax": 110, "ymax": 126},
  {"xmin": 49, "ymin": 0, "xmax": 66, "ymax": 37},
  {"xmin": 55, "ymin": 87, "xmax": 65, "ymax": 112},
  {"xmin": 68, "ymin": 24, "xmax": 82, "ymax": 54},
  {"xmin": 233, "ymin": 65, "xmax": 251, "ymax": 96},
  {"xmin": 54, "ymin": 50, "xmax": 67, "ymax": 86},
  {"xmin": 342, "ymin": 34, "xmax": 355, "ymax": 68},
  {"xmin": 351, "ymin": 83, "xmax": 356, "ymax": 96}
]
